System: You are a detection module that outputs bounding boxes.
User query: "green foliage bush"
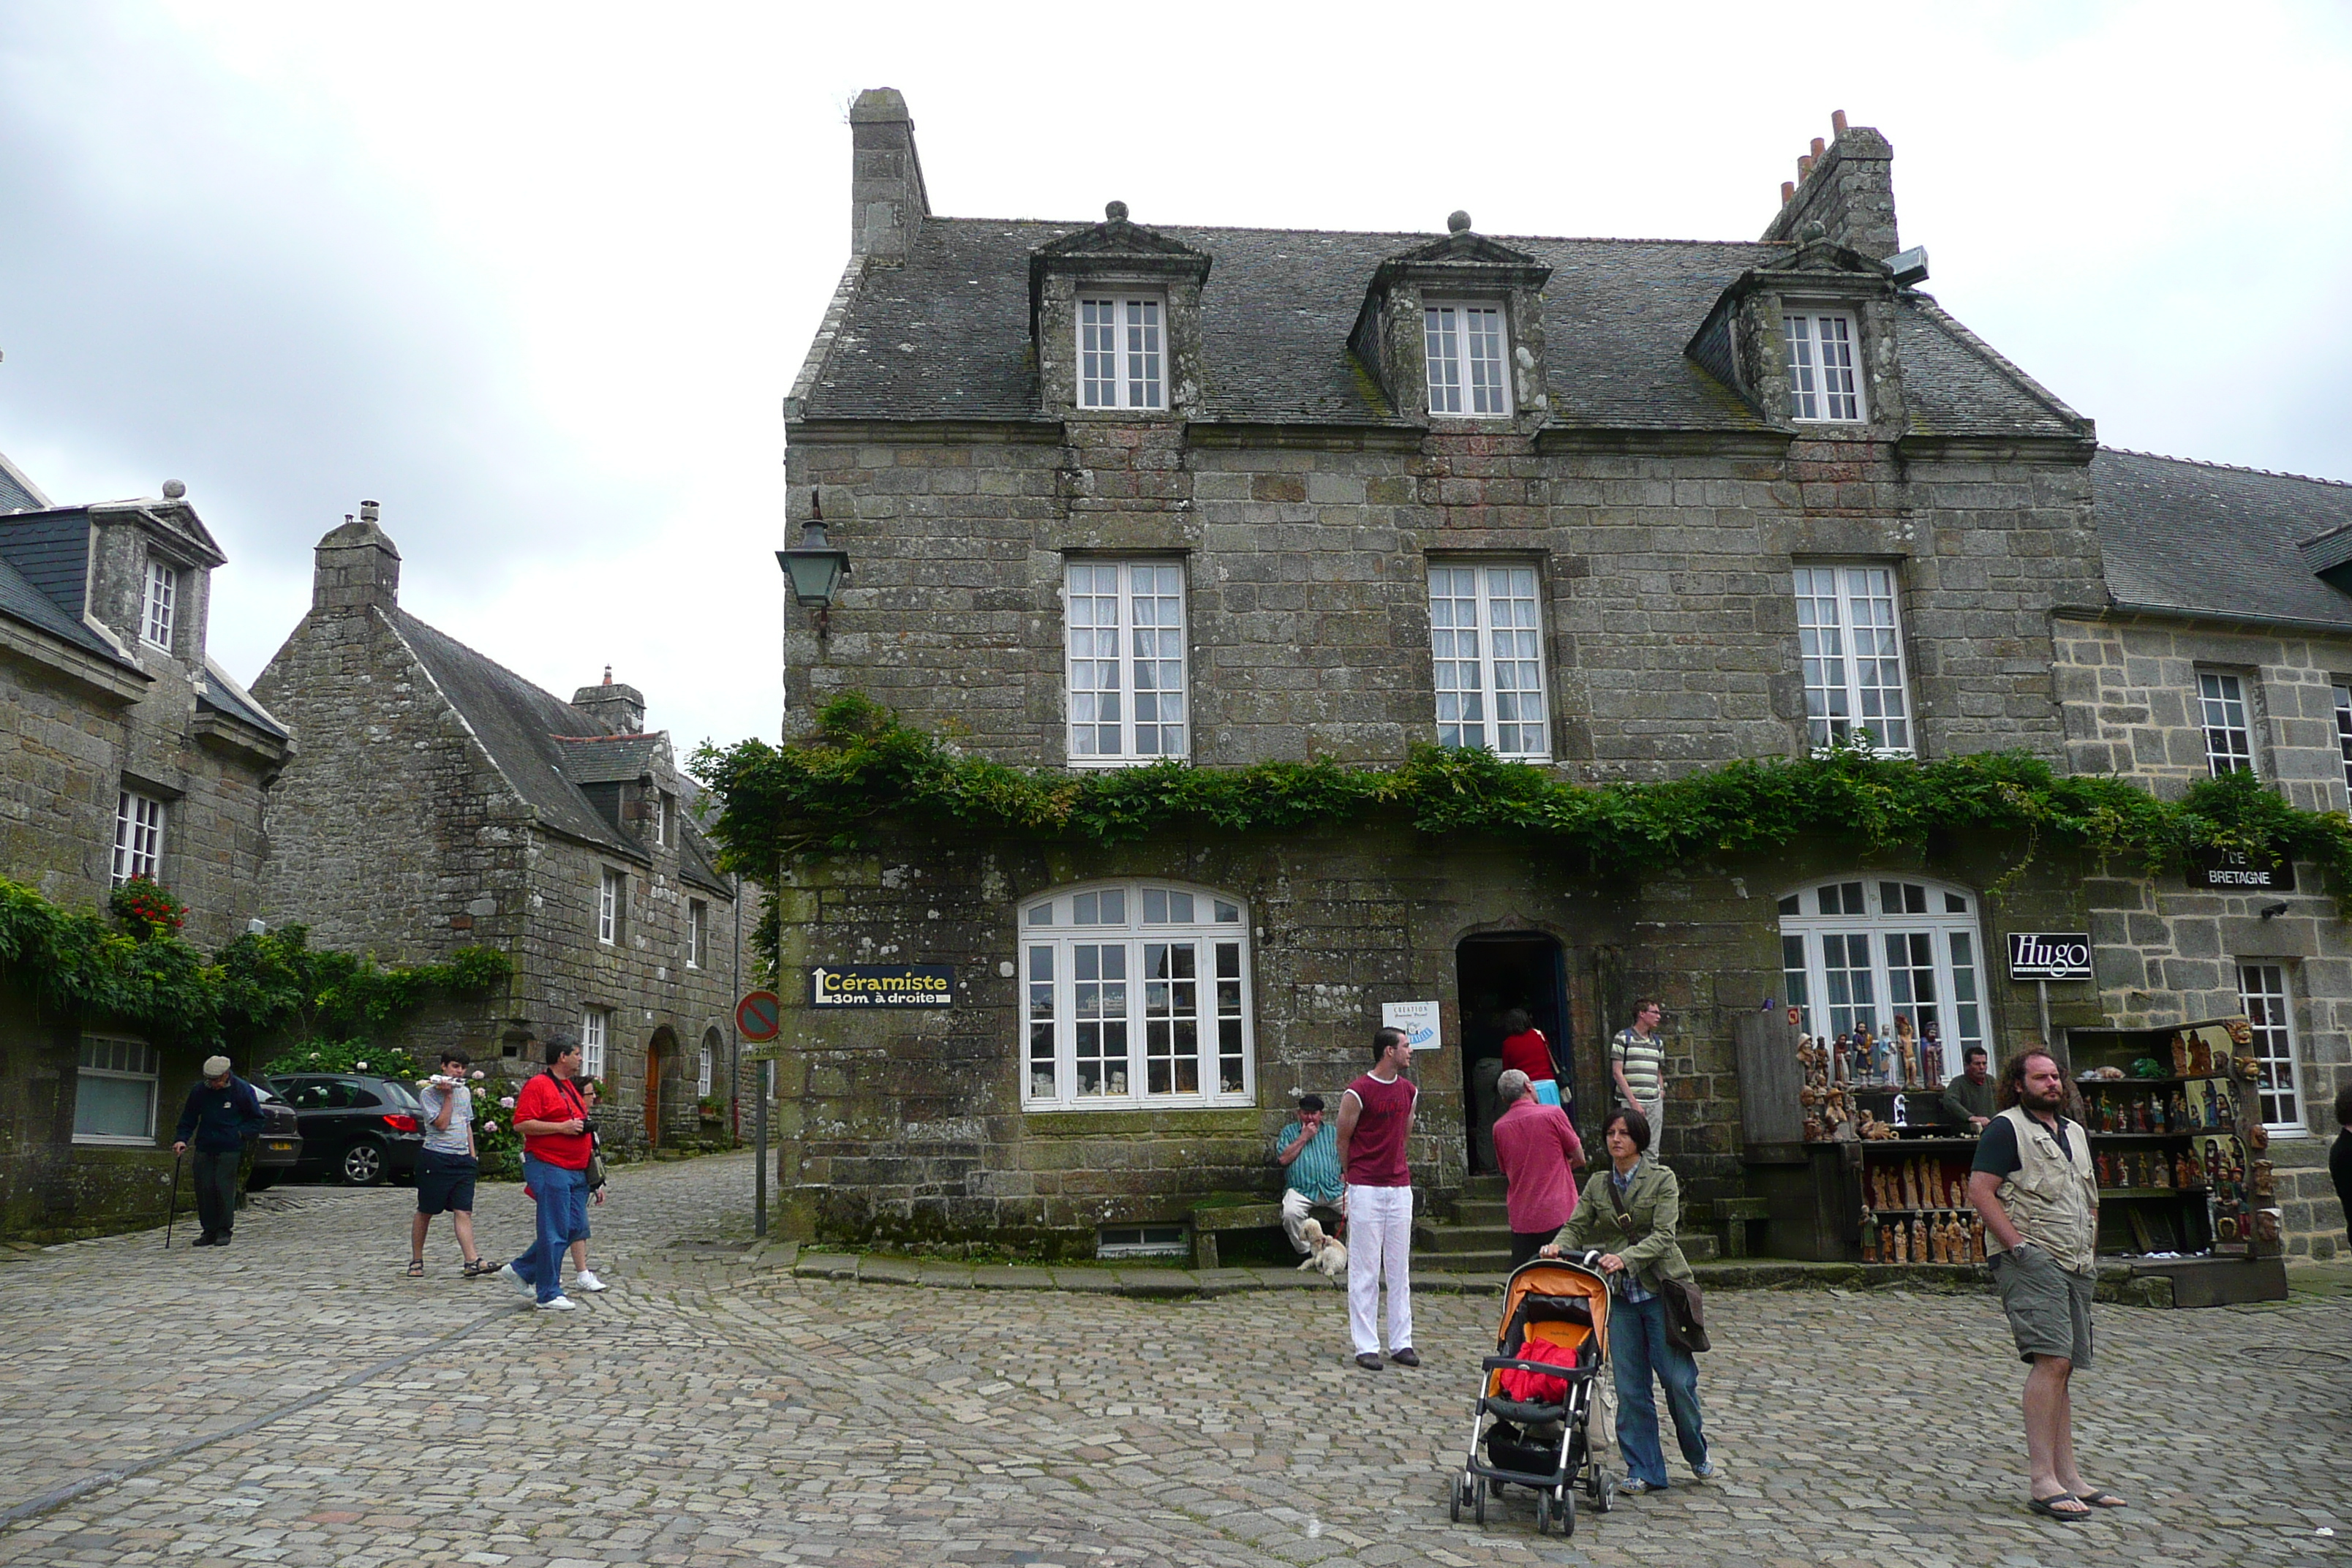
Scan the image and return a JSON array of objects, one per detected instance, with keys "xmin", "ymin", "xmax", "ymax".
[
  {"xmin": 692, "ymin": 694, "xmax": 2352, "ymax": 966},
  {"xmin": 0, "ymin": 876, "xmax": 513, "ymax": 1051}
]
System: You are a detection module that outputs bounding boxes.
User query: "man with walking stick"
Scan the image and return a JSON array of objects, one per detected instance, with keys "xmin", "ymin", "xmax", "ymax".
[{"xmin": 172, "ymin": 1055, "xmax": 265, "ymax": 1248}]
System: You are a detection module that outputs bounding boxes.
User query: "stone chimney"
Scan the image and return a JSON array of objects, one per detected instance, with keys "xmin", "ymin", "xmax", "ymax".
[
  {"xmin": 571, "ymin": 667, "xmax": 647, "ymax": 734},
  {"xmin": 312, "ymin": 500, "xmax": 401, "ymax": 613},
  {"xmin": 849, "ymin": 87, "xmax": 930, "ymax": 259},
  {"xmin": 1761, "ymin": 112, "xmax": 1899, "ymax": 263}
]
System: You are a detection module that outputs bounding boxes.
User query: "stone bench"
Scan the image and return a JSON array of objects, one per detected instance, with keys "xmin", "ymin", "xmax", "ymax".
[
  {"xmin": 1188, "ymin": 1195, "xmax": 1335, "ymax": 1270},
  {"xmin": 1689, "ymin": 1196, "xmax": 1771, "ymax": 1259}
]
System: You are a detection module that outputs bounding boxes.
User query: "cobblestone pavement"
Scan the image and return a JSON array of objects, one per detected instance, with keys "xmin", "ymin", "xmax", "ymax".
[{"xmin": 4, "ymin": 1153, "xmax": 2350, "ymax": 1567}]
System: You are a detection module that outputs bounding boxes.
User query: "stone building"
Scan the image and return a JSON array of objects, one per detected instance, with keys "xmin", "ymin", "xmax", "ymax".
[
  {"xmin": 253, "ymin": 508, "xmax": 745, "ymax": 1152},
  {"xmin": 1, "ymin": 459, "xmax": 290, "ymax": 1235},
  {"xmin": 765, "ymin": 90, "xmax": 2352, "ymax": 1259}
]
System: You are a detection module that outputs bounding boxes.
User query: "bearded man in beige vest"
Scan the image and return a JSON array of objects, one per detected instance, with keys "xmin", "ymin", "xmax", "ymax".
[{"xmin": 1967, "ymin": 1049, "xmax": 2127, "ymax": 1523}]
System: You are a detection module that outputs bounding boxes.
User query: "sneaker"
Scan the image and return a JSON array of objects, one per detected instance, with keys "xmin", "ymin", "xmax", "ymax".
[
  {"xmin": 497, "ymin": 1263, "xmax": 532, "ymax": 1297},
  {"xmin": 572, "ymin": 1270, "xmax": 607, "ymax": 1293},
  {"xmin": 1620, "ymin": 1479, "xmax": 1663, "ymax": 1495},
  {"xmin": 1387, "ymin": 1347, "xmax": 1420, "ymax": 1368},
  {"xmin": 1692, "ymin": 1462, "xmax": 1719, "ymax": 1480},
  {"xmin": 535, "ymin": 1294, "xmax": 578, "ymax": 1311}
]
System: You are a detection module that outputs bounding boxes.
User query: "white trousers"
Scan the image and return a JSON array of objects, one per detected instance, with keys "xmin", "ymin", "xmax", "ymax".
[
  {"xmin": 1281, "ymin": 1188, "xmax": 1329, "ymax": 1254},
  {"xmin": 1345, "ymin": 1183, "xmax": 1414, "ymax": 1355}
]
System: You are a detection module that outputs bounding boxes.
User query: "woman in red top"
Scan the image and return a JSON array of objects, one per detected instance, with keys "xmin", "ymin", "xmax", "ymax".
[{"xmin": 1499, "ymin": 1009, "xmax": 1561, "ymax": 1107}]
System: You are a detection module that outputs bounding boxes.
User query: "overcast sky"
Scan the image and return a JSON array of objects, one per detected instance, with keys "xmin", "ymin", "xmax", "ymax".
[{"xmin": 3, "ymin": 3, "xmax": 2348, "ymax": 755}]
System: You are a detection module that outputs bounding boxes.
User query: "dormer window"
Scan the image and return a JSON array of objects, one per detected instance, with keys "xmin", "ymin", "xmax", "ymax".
[
  {"xmin": 1784, "ymin": 309, "xmax": 1863, "ymax": 421},
  {"xmin": 142, "ymin": 557, "xmax": 177, "ymax": 650},
  {"xmin": 1078, "ymin": 295, "xmax": 1165, "ymax": 410},
  {"xmin": 1424, "ymin": 301, "xmax": 1510, "ymax": 417}
]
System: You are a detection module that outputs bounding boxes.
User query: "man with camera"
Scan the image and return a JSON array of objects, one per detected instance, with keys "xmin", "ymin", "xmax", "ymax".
[{"xmin": 497, "ymin": 1036, "xmax": 596, "ymax": 1311}]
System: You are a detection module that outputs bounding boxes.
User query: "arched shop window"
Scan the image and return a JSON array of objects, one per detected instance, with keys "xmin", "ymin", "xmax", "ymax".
[
  {"xmin": 1019, "ymin": 882, "xmax": 1253, "ymax": 1110},
  {"xmin": 1777, "ymin": 878, "xmax": 1987, "ymax": 1083}
]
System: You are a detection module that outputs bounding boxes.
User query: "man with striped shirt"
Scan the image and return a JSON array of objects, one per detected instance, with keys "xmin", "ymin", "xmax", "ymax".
[
  {"xmin": 1275, "ymin": 1093, "xmax": 1344, "ymax": 1256},
  {"xmin": 1612, "ymin": 998, "xmax": 1668, "ymax": 1136}
]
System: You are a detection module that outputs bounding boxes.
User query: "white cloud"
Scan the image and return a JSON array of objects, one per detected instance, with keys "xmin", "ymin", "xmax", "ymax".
[{"xmin": 2, "ymin": 1, "xmax": 2348, "ymax": 753}]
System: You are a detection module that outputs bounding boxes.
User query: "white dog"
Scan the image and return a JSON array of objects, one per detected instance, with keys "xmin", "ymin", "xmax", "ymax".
[{"xmin": 1296, "ymin": 1217, "xmax": 1349, "ymax": 1280}]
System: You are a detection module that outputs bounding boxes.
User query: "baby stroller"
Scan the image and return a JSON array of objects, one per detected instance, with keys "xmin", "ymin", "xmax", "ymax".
[{"xmin": 1449, "ymin": 1253, "xmax": 1615, "ymax": 1536}]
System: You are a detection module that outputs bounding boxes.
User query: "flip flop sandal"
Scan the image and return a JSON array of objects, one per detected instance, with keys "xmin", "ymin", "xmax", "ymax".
[
  {"xmin": 2076, "ymin": 1490, "xmax": 2128, "ymax": 1508},
  {"xmin": 461, "ymin": 1259, "xmax": 491, "ymax": 1278},
  {"xmin": 2028, "ymin": 1493, "xmax": 2089, "ymax": 1521},
  {"xmin": 405, "ymin": 1259, "xmax": 426, "ymax": 1278}
]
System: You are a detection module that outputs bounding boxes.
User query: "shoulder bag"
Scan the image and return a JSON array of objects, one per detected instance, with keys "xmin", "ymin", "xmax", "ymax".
[
  {"xmin": 1601, "ymin": 1172, "xmax": 1710, "ymax": 1354},
  {"xmin": 554, "ymin": 1074, "xmax": 608, "ymax": 1190}
]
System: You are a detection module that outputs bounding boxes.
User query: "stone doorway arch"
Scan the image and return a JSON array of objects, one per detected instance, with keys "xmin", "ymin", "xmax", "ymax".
[{"xmin": 644, "ymin": 1026, "xmax": 679, "ymax": 1147}]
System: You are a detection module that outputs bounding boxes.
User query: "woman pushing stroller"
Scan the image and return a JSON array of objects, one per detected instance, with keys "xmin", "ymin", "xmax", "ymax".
[{"xmin": 1539, "ymin": 1106, "xmax": 1715, "ymax": 1493}]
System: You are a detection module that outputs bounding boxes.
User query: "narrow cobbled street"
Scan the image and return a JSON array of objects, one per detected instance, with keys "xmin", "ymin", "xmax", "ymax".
[{"xmin": 2, "ymin": 1152, "xmax": 2347, "ymax": 1567}]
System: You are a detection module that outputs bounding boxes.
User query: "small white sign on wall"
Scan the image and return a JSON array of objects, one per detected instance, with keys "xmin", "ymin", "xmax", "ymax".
[{"xmin": 1382, "ymin": 1000, "xmax": 1444, "ymax": 1052}]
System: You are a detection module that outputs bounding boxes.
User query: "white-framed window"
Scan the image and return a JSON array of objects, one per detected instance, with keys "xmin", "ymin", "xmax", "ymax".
[
  {"xmin": 1793, "ymin": 565, "xmax": 1911, "ymax": 753},
  {"xmin": 1778, "ymin": 878, "xmax": 1986, "ymax": 1080},
  {"xmin": 73, "ymin": 1036, "xmax": 159, "ymax": 1145},
  {"xmin": 1428, "ymin": 563, "xmax": 1549, "ymax": 758},
  {"xmin": 142, "ymin": 557, "xmax": 177, "ymax": 650},
  {"xmin": 697, "ymin": 1043, "xmax": 713, "ymax": 1098},
  {"xmin": 1020, "ymin": 882, "xmax": 1252, "ymax": 1110},
  {"xmin": 654, "ymin": 791, "xmax": 672, "ymax": 848},
  {"xmin": 598, "ymin": 868, "xmax": 623, "ymax": 944},
  {"xmin": 2237, "ymin": 962, "xmax": 2306, "ymax": 1134},
  {"xmin": 1077, "ymin": 295, "xmax": 1165, "ymax": 410},
  {"xmin": 2334, "ymin": 685, "xmax": 2352, "ymax": 802},
  {"xmin": 580, "ymin": 1008, "xmax": 609, "ymax": 1079},
  {"xmin": 1097, "ymin": 1224, "xmax": 1190, "ymax": 1259},
  {"xmin": 687, "ymin": 899, "xmax": 706, "ymax": 969},
  {"xmin": 112, "ymin": 790, "xmax": 165, "ymax": 885},
  {"xmin": 1424, "ymin": 301, "xmax": 1510, "ymax": 417},
  {"xmin": 1784, "ymin": 309, "xmax": 1864, "ymax": 422},
  {"xmin": 1065, "ymin": 559, "xmax": 1187, "ymax": 763},
  {"xmin": 2200, "ymin": 671, "xmax": 2255, "ymax": 776}
]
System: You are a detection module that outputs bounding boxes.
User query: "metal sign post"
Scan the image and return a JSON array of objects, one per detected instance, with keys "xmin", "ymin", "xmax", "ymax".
[{"xmin": 736, "ymin": 990, "xmax": 783, "ymax": 1240}]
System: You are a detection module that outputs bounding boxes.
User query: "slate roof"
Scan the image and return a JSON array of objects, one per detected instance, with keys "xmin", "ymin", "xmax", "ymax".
[
  {"xmin": 0, "ymin": 449, "xmax": 49, "ymax": 513},
  {"xmin": 797, "ymin": 217, "xmax": 2087, "ymax": 438},
  {"xmin": 0, "ymin": 545, "xmax": 135, "ymax": 666},
  {"xmin": 391, "ymin": 610, "xmax": 644, "ymax": 857},
  {"xmin": 197, "ymin": 657, "xmax": 290, "ymax": 739},
  {"xmin": 2091, "ymin": 448, "xmax": 2352, "ymax": 630},
  {"xmin": 388, "ymin": 610, "xmax": 728, "ymax": 892}
]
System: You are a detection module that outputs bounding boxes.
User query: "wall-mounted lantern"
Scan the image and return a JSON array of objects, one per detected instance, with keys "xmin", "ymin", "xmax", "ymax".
[{"xmin": 775, "ymin": 491, "xmax": 851, "ymax": 638}]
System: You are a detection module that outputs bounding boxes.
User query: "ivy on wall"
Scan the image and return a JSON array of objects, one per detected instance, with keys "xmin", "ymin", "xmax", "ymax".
[
  {"xmin": 693, "ymin": 696, "xmax": 2352, "ymax": 964},
  {"xmin": 0, "ymin": 875, "xmax": 513, "ymax": 1049}
]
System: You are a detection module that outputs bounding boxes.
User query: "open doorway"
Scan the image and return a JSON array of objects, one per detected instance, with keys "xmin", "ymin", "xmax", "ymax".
[
  {"xmin": 1455, "ymin": 932, "xmax": 1569, "ymax": 1173},
  {"xmin": 644, "ymin": 1027, "xmax": 677, "ymax": 1147}
]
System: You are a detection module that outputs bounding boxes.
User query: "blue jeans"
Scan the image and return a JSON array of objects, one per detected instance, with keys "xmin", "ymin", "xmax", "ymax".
[
  {"xmin": 1611, "ymin": 1293, "xmax": 1708, "ymax": 1488},
  {"xmin": 513, "ymin": 1156, "xmax": 589, "ymax": 1304}
]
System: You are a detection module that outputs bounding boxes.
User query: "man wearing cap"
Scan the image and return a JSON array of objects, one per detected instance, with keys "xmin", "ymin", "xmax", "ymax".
[{"xmin": 173, "ymin": 1056, "xmax": 266, "ymax": 1248}]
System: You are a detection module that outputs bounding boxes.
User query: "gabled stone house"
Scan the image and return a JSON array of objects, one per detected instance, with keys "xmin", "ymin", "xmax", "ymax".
[
  {"xmin": 1, "ymin": 459, "xmax": 290, "ymax": 1235},
  {"xmin": 767, "ymin": 91, "xmax": 2352, "ymax": 1260},
  {"xmin": 254, "ymin": 508, "xmax": 745, "ymax": 1151}
]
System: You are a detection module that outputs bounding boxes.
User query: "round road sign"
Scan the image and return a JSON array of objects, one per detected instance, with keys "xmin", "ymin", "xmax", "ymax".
[{"xmin": 736, "ymin": 990, "xmax": 782, "ymax": 1041}]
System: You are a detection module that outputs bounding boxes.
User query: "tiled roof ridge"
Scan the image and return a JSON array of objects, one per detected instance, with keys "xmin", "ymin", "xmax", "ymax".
[
  {"xmin": 551, "ymin": 731, "xmax": 661, "ymax": 742},
  {"xmin": 2103, "ymin": 445, "xmax": 2352, "ymax": 491},
  {"xmin": 926, "ymin": 214, "xmax": 1790, "ymax": 249}
]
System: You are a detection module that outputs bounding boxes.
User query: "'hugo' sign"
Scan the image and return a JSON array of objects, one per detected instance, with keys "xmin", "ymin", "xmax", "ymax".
[{"xmin": 2008, "ymin": 932, "xmax": 2093, "ymax": 981}]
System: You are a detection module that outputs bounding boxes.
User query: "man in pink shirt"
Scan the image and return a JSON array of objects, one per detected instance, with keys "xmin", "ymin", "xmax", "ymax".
[{"xmin": 1491, "ymin": 1068, "xmax": 1586, "ymax": 1269}]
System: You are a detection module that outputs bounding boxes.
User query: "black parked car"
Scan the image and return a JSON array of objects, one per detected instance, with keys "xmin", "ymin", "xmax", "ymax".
[
  {"xmin": 268, "ymin": 1073, "xmax": 428, "ymax": 1186},
  {"xmin": 244, "ymin": 1082, "xmax": 304, "ymax": 1190}
]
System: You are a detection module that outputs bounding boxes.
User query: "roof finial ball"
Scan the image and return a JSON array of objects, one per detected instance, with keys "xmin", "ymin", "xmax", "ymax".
[
  {"xmin": 1105, "ymin": 200, "xmax": 1129, "ymax": 223},
  {"xmin": 1447, "ymin": 210, "xmax": 1473, "ymax": 234},
  {"xmin": 161, "ymin": 479, "xmax": 186, "ymax": 500}
]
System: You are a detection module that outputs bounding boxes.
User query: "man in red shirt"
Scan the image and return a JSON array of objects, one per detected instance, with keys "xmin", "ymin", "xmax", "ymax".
[
  {"xmin": 1491, "ymin": 1068, "xmax": 1586, "ymax": 1267},
  {"xmin": 496, "ymin": 1036, "xmax": 595, "ymax": 1310},
  {"xmin": 1335, "ymin": 1026, "xmax": 1418, "ymax": 1371}
]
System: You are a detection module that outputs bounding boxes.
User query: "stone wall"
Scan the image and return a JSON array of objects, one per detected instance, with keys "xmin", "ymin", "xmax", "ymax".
[{"xmin": 785, "ymin": 429, "xmax": 2102, "ymax": 780}]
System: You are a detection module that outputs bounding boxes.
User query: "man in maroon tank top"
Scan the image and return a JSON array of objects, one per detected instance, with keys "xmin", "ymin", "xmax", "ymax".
[{"xmin": 1335, "ymin": 1026, "xmax": 1419, "ymax": 1371}]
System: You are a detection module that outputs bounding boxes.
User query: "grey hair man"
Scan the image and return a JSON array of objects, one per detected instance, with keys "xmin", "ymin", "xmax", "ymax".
[{"xmin": 173, "ymin": 1055, "xmax": 265, "ymax": 1248}]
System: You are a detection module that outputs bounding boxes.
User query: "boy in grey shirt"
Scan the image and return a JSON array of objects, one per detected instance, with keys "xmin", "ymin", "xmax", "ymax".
[{"xmin": 412, "ymin": 1049, "xmax": 489, "ymax": 1276}]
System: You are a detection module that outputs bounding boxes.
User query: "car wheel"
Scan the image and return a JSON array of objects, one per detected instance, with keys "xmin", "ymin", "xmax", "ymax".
[{"xmin": 341, "ymin": 1141, "xmax": 387, "ymax": 1186}]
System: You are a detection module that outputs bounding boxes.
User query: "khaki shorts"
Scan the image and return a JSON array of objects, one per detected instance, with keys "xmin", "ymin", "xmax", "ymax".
[{"xmin": 1989, "ymin": 1243, "xmax": 2095, "ymax": 1368}]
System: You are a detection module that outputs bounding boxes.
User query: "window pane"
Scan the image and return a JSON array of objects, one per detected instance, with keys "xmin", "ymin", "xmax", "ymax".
[
  {"xmin": 1784, "ymin": 314, "xmax": 1819, "ymax": 421},
  {"xmin": 2337, "ymin": 685, "xmax": 2352, "ymax": 799},
  {"xmin": 2200, "ymin": 672, "xmax": 2255, "ymax": 776},
  {"xmin": 1782, "ymin": 934, "xmax": 1811, "ymax": 1035},
  {"xmin": 1948, "ymin": 932, "xmax": 1983, "ymax": 1060},
  {"xmin": 75, "ymin": 1072, "xmax": 154, "ymax": 1139},
  {"xmin": 1080, "ymin": 298, "xmax": 1117, "ymax": 408},
  {"xmin": 1027, "ymin": 902, "xmax": 1053, "ymax": 926},
  {"xmin": 1128, "ymin": 564, "xmax": 1186, "ymax": 755},
  {"xmin": 1215, "ymin": 940, "xmax": 1245, "ymax": 1092},
  {"xmin": 1793, "ymin": 568, "xmax": 1849, "ymax": 747},
  {"xmin": 1423, "ymin": 306, "xmax": 1462, "ymax": 414},
  {"xmin": 1463, "ymin": 306, "xmax": 1508, "ymax": 415},
  {"xmin": 1213, "ymin": 900, "xmax": 1240, "ymax": 924},
  {"xmin": 1821, "ymin": 932, "xmax": 1875, "ymax": 1036},
  {"xmin": 2238, "ymin": 962, "xmax": 2302, "ymax": 1128},
  {"xmin": 1484, "ymin": 568, "xmax": 1546, "ymax": 755},
  {"xmin": 1073, "ymin": 943, "xmax": 1129, "ymax": 1096},
  {"xmin": 1817, "ymin": 313, "xmax": 1861, "ymax": 420},
  {"xmin": 1066, "ymin": 563, "xmax": 1124, "ymax": 756},
  {"xmin": 1428, "ymin": 566, "xmax": 1485, "ymax": 747},
  {"xmin": 1126, "ymin": 298, "xmax": 1162, "ymax": 410}
]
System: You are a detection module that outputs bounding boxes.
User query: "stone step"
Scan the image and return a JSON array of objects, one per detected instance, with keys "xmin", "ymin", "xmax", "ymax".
[
  {"xmin": 1454, "ymin": 1199, "xmax": 1511, "ymax": 1226},
  {"xmin": 1461, "ymin": 1175, "xmax": 1507, "ymax": 1199},
  {"xmin": 1414, "ymin": 1221, "xmax": 1512, "ymax": 1254},
  {"xmin": 1418, "ymin": 1249, "xmax": 1513, "ymax": 1274}
]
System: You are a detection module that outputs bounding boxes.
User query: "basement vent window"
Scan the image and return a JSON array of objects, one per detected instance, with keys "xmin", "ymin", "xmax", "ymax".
[{"xmin": 1097, "ymin": 1224, "xmax": 1188, "ymax": 1259}]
